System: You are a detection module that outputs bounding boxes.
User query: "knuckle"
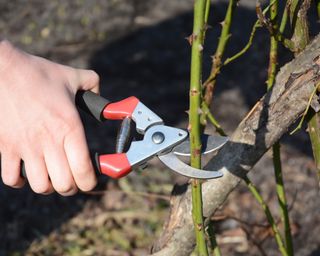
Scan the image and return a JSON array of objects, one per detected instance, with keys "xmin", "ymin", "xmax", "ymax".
[
  {"xmin": 59, "ymin": 110, "xmax": 80, "ymax": 134},
  {"xmin": 2, "ymin": 174, "xmax": 20, "ymax": 187},
  {"xmin": 23, "ymin": 121, "xmax": 50, "ymax": 146},
  {"xmin": 88, "ymin": 70, "xmax": 100, "ymax": 84},
  {"xmin": 31, "ymin": 180, "xmax": 52, "ymax": 194},
  {"xmin": 44, "ymin": 112, "xmax": 80, "ymax": 144},
  {"xmin": 80, "ymin": 69, "xmax": 100, "ymax": 91},
  {"xmin": 78, "ymin": 177, "xmax": 97, "ymax": 192},
  {"xmin": 55, "ymin": 182, "xmax": 78, "ymax": 196}
]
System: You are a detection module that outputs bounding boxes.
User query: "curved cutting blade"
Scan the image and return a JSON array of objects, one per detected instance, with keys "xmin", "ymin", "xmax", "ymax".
[
  {"xmin": 173, "ymin": 135, "xmax": 228, "ymax": 156},
  {"xmin": 158, "ymin": 152, "xmax": 223, "ymax": 179}
]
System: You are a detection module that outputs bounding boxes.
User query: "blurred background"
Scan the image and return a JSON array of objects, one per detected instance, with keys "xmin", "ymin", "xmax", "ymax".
[{"xmin": 0, "ymin": 0, "xmax": 319, "ymax": 255}]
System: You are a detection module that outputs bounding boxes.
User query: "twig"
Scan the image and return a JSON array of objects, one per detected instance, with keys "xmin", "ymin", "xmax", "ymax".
[
  {"xmin": 266, "ymin": 0, "xmax": 279, "ymax": 91},
  {"xmin": 279, "ymin": 1, "xmax": 289, "ymax": 34},
  {"xmin": 307, "ymin": 112, "xmax": 320, "ymax": 186},
  {"xmin": 201, "ymin": 103, "xmax": 226, "ymax": 136},
  {"xmin": 82, "ymin": 190, "xmax": 171, "ymax": 201},
  {"xmin": 289, "ymin": 0, "xmax": 311, "ymax": 54},
  {"xmin": 272, "ymin": 143, "xmax": 293, "ymax": 255},
  {"xmin": 256, "ymin": 2, "xmax": 295, "ymax": 51},
  {"xmin": 223, "ymin": 0, "xmax": 276, "ymax": 66},
  {"xmin": 202, "ymin": 0, "xmax": 238, "ymax": 107},
  {"xmin": 241, "ymin": 224, "xmax": 268, "ymax": 256},
  {"xmin": 290, "ymin": 82, "xmax": 320, "ymax": 134},
  {"xmin": 206, "ymin": 221, "xmax": 221, "ymax": 256},
  {"xmin": 243, "ymin": 176, "xmax": 288, "ymax": 256},
  {"xmin": 317, "ymin": 0, "xmax": 320, "ymax": 20}
]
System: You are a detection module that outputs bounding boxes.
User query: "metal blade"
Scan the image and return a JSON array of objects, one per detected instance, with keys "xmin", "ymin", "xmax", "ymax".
[
  {"xmin": 158, "ymin": 152, "xmax": 223, "ymax": 179},
  {"xmin": 173, "ymin": 135, "xmax": 228, "ymax": 156}
]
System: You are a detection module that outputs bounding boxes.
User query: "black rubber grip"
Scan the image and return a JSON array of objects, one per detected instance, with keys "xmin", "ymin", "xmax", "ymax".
[
  {"xmin": 20, "ymin": 157, "xmax": 101, "ymax": 179},
  {"xmin": 75, "ymin": 90, "xmax": 110, "ymax": 122},
  {"xmin": 21, "ymin": 161, "xmax": 26, "ymax": 178}
]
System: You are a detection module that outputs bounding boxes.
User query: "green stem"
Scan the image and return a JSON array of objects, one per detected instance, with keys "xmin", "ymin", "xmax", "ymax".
[
  {"xmin": 207, "ymin": 221, "xmax": 222, "ymax": 256},
  {"xmin": 291, "ymin": 83, "xmax": 320, "ymax": 134},
  {"xmin": 273, "ymin": 143, "xmax": 293, "ymax": 255},
  {"xmin": 267, "ymin": 2, "xmax": 293, "ymax": 254},
  {"xmin": 204, "ymin": 0, "xmax": 211, "ymax": 25},
  {"xmin": 266, "ymin": 0, "xmax": 278, "ymax": 91},
  {"xmin": 308, "ymin": 111, "xmax": 320, "ymax": 186},
  {"xmin": 189, "ymin": 0, "xmax": 209, "ymax": 255},
  {"xmin": 279, "ymin": 2, "xmax": 289, "ymax": 34},
  {"xmin": 316, "ymin": 0, "xmax": 320, "ymax": 20},
  {"xmin": 289, "ymin": 0, "xmax": 311, "ymax": 54},
  {"xmin": 223, "ymin": 19, "xmax": 259, "ymax": 65},
  {"xmin": 203, "ymin": 0, "xmax": 237, "ymax": 107},
  {"xmin": 223, "ymin": 0, "xmax": 277, "ymax": 66},
  {"xmin": 244, "ymin": 176, "xmax": 288, "ymax": 256},
  {"xmin": 201, "ymin": 104, "xmax": 226, "ymax": 136}
]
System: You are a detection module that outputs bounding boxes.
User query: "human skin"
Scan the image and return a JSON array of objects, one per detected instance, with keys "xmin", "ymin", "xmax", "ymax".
[{"xmin": 0, "ymin": 40, "xmax": 99, "ymax": 196}]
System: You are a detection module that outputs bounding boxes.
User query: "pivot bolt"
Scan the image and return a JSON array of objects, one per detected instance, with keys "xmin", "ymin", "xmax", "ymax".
[{"xmin": 152, "ymin": 132, "xmax": 165, "ymax": 144}]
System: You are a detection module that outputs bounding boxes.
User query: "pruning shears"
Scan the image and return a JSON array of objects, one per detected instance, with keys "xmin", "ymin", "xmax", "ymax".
[{"xmin": 75, "ymin": 91, "xmax": 228, "ymax": 179}]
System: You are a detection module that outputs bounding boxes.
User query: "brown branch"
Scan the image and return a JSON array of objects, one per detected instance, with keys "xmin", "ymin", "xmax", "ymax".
[{"xmin": 151, "ymin": 34, "xmax": 320, "ymax": 256}]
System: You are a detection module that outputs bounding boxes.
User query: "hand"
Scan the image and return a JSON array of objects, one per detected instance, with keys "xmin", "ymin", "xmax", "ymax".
[{"xmin": 0, "ymin": 40, "xmax": 99, "ymax": 195}]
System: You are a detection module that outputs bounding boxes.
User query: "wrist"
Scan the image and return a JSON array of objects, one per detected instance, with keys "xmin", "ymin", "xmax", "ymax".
[{"xmin": 0, "ymin": 40, "xmax": 15, "ymax": 73}]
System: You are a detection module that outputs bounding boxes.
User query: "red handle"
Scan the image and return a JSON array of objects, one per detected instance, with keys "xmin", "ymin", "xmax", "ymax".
[
  {"xmin": 103, "ymin": 96, "xmax": 139, "ymax": 120},
  {"xmin": 98, "ymin": 153, "xmax": 132, "ymax": 178}
]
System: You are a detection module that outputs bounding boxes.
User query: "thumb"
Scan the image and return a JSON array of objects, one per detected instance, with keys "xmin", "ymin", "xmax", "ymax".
[{"xmin": 76, "ymin": 69, "xmax": 100, "ymax": 94}]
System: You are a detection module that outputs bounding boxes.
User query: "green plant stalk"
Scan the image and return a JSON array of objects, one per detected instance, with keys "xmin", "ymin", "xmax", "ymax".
[
  {"xmin": 201, "ymin": 104, "xmax": 226, "ymax": 136},
  {"xmin": 289, "ymin": 0, "xmax": 311, "ymax": 53},
  {"xmin": 317, "ymin": 0, "xmax": 320, "ymax": 19},
  {"xmin": 224, "ymin": 0, "xmax": 277, "ymax": 66},
  {"xmin": 279, "ymin": 1, "xmax": 288, "ymax": 34},
  {"xmin": 189, "ymin": 0, "xmax": 209, "ymax": 255},
  {"xmin": 267, "ymin": 1, "xmax": 293, "ymax": 254},
  {"xmin": 223, "ymin": 19, "xmax": 260, "ymax": 65},
  {"xmin": 273, "ymin": 143, "xmax": 293, "ymax": 255},
  {"xmin": 202, "ymin": 0, "xmax": 237, "ymax": 107},
  {"xmin": 204, "ymin": 0, "xmax": 211, "ymax": 25},
  {"xmin": 256, "ymin": 2, "xmax": 294, "ymax": 51},
  {"xmin": 291, "ymin": 83, "xmax": 320, "ymax": 134},
  {"xmin": 207, "ymin": 221, "xmax": 221, "ymax": 256},
  {"xmin": 244, "ymin": 176, "xmax": 288, "ymax": 256},
  {"xmin": 266, "ymin": 0, "xmax": 278, "ymax": 91},
  {"xmin": 308, "ymin": 111, "xmax": 320, "ymax": 186}
]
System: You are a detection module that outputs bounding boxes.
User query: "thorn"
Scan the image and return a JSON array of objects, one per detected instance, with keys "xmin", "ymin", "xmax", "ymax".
[
  {"xmin": 204, "ymin": 23, "xmax": 212, "ymax": 31},
  {"xmin": 198, "ymin": 44, "xmax": 203, "ymax": 52},
  {"xmin": 187, "ymin": 123, "xmax": 192, "ymax": 131},
  {"xmin": 185, "ymin": 34, "xmax": 193, "ymax": 46},
  {"xmin": 197, "ymin": 108, "xmax": 203, "ymax": 115},
  {"xmin": 190, "ymin": 89, "xmax": 198, "ymax": 96},
  {"xmin": 193, "ymin": 148, "xmax": 201, "ymax": 156},
  {"xmin": 197, "ymin": 223, "xmax": 203, "ymax": 231},
  {"xmin": 201, "ymin": 118, "xmax": 207, "ymax": 126},
  {"xmin": 185, "ymin": 33, "xmax": 197, "ymax": 46},
  {"xmin": 185, "ymin": 109, "xmax": 190, "ymax": 115},
  {"xmin": 220, "ymin": 20, "xmax": 225, "ymax": 27}
]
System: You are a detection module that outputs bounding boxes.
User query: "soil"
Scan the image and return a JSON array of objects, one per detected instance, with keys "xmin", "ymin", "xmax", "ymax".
[{"xmin": 0, "ymin": 1, "xmax": 319, "ymax": 255}]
